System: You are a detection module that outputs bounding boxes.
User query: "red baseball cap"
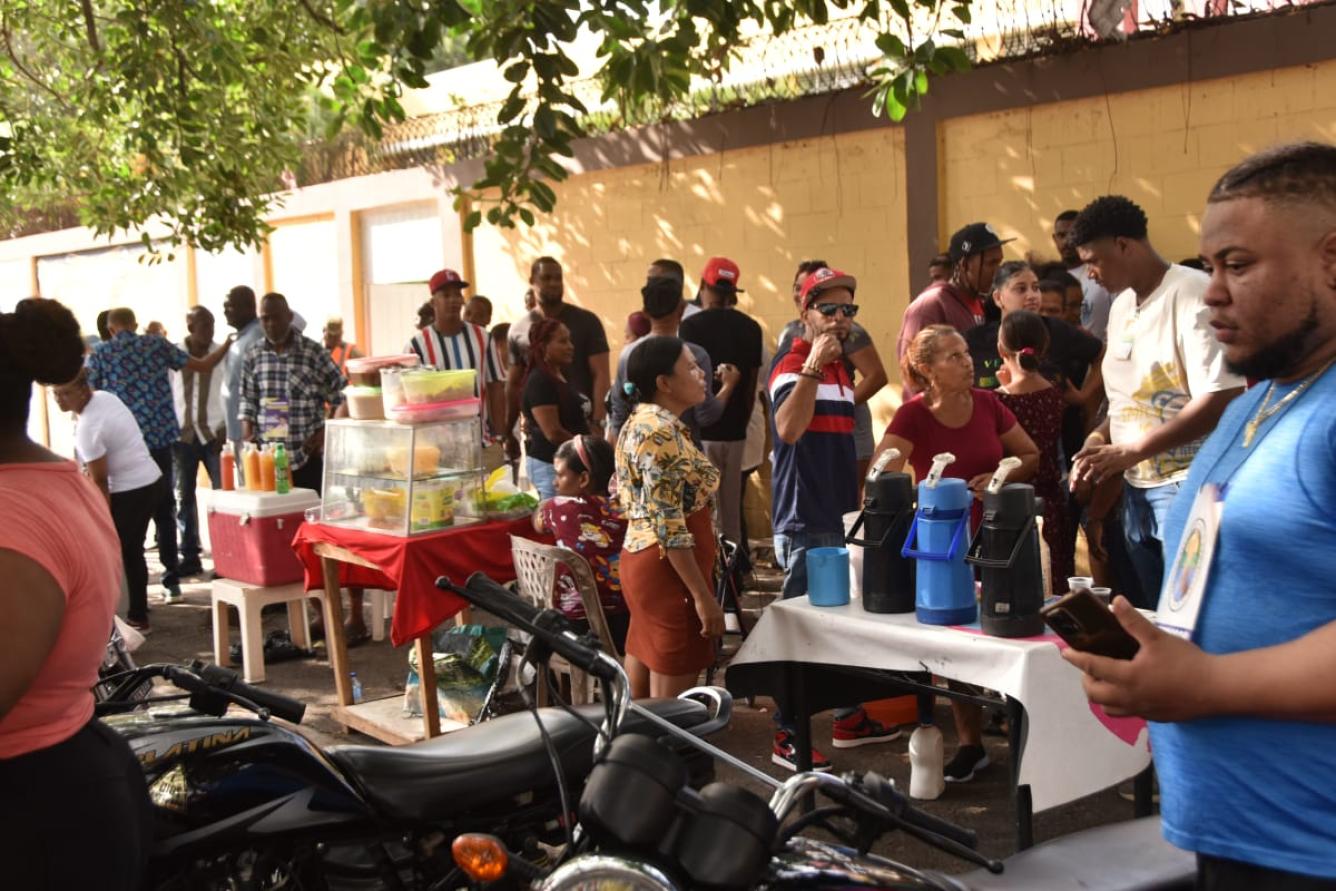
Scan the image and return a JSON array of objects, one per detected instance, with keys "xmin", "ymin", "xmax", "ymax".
[
  {"xmin": 428, "ymin": 268, "xmax": 470, "ymax": 294},
  {"xmin": 799, "ymin": 267, "xmax": 857, "ymax": 307},
  {"xmin": 700, "ymin": 257, "xmax": 745, "ymax": 293}
]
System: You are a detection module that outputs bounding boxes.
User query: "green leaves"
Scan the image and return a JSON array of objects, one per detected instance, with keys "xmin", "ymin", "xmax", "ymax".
[{"xmin": 867, "ymin": 0, "xmax": 973, "ymax": 121}]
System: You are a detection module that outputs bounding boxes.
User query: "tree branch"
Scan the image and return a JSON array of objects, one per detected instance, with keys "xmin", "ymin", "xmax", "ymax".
[
  {"xmin": 0, "ymin": 19, "xmax": 71, "ymax": 109},
  {"xmin": 79, "ymin": 0, "xmax": 101, "ymax": 52},
  {"xmin": 296, "ymin": 0, "xmax": 345, "ymax": 34}
]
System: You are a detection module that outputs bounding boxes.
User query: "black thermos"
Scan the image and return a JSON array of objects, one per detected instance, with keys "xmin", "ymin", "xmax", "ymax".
[
  {"xmin": 846, "ymin": 467, "xmax": 917, "ymax": 614},
  {"xmin": 967, "ymin": 483, "xmax": 1046, "ymax": 637}
]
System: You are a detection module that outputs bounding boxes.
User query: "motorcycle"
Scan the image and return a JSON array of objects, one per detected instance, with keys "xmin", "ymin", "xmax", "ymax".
[
  {"xmin": 94, "ymin": 634, "xmax": 730, "ymax": 889},
  {"xmin": 433, "ymin": 573, "xmax": 1197, "ymax": 891}
]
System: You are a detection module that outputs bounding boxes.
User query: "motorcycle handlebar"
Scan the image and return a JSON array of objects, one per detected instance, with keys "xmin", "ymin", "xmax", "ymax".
[
  {"xmin": 437, "ymin": 572, "xmax": 619, "ymax": 683},
  {"xmin": 191, "ymin": 663, "xmax": 306, "ymax": 724},
  {"xmin": 860, "ymin": 772, "xmax": 977, "ymax": 850}
]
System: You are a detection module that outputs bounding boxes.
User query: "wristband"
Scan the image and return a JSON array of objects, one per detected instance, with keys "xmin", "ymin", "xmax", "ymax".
[
  {"xmin": 798, "ymin": 368, "xmax": 823, "ymax": 382},
  {"xmin": 1086, "ymin": 431, "xmax": 1106, "ymax": 446}
]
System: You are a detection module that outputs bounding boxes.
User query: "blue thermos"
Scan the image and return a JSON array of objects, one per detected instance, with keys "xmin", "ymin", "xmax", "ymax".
[{"xmin": 901, "ymin": 453, "xmax": 977, "ymax": 625}]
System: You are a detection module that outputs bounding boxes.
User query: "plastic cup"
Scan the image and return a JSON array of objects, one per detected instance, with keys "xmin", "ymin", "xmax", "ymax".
[
  {"xmin": 1067, "ymin": 576, "xmax": 1094, "ymax": 595},
  {"xmin": 1090, "ymin": 586, "xmax": 1112, "ymax": 606}
]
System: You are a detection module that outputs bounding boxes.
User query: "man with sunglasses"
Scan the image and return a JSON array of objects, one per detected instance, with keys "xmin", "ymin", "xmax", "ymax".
[{"xmin": 769, "ymin": 267, "xmax": 901, "ymax": 771}]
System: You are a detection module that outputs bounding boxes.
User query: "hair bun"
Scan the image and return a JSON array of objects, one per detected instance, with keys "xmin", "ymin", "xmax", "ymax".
[{"xmin": 1, "ymin": 298, "xmax": 85, "ymax": 385}]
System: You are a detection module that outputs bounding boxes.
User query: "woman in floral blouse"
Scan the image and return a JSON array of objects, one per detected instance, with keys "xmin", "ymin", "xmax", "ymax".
[{"xmin": 615, "ymin": 336, "xmax": 726, "ymax": 698}]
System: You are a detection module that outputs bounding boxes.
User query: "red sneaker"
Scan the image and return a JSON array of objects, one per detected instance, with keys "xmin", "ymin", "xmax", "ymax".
[
  {"xmin": 831, "ymin": 708, "xmax": 904, "ymax": 749},
  {"xmin": 772, "ymin": 730, "xmax": 833, "ymax": 772}
]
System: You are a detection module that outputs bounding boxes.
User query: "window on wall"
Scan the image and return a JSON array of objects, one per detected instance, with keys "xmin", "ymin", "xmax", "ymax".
[
  {"xmin": 269, "ymin": 219, "xmax": 339, "ymax": 341},
  {"xmin": 361, "ymin": 202, "xmax": 445, "ymax": 355}
]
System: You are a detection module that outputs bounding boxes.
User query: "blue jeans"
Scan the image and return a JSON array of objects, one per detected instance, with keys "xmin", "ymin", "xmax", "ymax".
[
  {"xmin": 772, "ymin": 529, "xmax": 857, "ymax": 729},
  {"xmin": 1121, "ymin": 481, "xmax": 1180, "ymax": 609},
  {"xmin": 527, "ymin": 456, "xmax": 557, "ymax": 501},
  {"xmin": 174, "ymin": 439, "xmax": 222, "ymax": 566}
]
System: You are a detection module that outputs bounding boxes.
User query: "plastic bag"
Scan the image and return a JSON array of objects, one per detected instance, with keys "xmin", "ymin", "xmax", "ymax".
[{"xmin": 403, "ymin": 624, "xmax": 510, "ymax": 724}]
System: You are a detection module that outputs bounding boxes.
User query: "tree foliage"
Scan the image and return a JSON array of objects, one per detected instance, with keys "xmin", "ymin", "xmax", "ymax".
[{"xmin": 0, "ymin": 0, "xmax": 971, "ymax": 253}]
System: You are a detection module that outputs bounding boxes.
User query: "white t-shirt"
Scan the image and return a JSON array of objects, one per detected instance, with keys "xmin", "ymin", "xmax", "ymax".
[
  {"xmin": 1103, "ymin": 265, "xmax": 1244, "ymax": 488},
  {"xmin": 1071, "ymin": 264, "xmax": 1113, "ymax": 342},
  {"xmin": 74, "ymin": 391, "xmax": 162, "ymax": 494}
]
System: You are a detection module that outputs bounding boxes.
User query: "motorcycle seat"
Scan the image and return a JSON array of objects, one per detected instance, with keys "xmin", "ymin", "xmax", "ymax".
[
  {"xmin": 947, "ymin": 817, "xmax": 1196, "ymax": 890},
  {"xmin": 327, "ymin": 698, "xmax": 708, "ymax": 823}
]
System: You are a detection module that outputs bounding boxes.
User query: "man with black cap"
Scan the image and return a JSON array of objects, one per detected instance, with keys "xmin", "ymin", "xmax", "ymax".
[
  {"xmin": 679, "ymin": 257, "xmax": 763, "ymax": 549},
  {"xmin": 897, "ymin": 222, "xmax": 1012, "ymax": 398},
  {"xmin": 608, "ymin": 273, "xmax": 738, "ymax": 444},
  {"xmin": 770, "ymin": 266, "xmax": 901, "ymax": 770},
  {"xmin": 407, "ymin": 268, "xmax": 506, "ymax": 446}
]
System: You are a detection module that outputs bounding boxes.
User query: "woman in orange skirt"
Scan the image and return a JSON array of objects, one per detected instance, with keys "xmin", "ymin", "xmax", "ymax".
[{"xmin": 616, "ymin": 335, "xmax": 726, "ymax": 698}]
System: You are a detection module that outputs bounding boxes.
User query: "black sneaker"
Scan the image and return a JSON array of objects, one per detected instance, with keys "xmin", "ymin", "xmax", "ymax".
[
  {"xmin": 771, "ymin": 730, "xmax": 833, "ymax": 773},
  {"xmin": 943, "ymin": 745, "xmax": 990, "ymax": 783}
]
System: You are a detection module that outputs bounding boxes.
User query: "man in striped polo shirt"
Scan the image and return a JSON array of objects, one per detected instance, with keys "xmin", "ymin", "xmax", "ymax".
[
  {"xmin": 406, "ymin": 269, "xmax": 506, "ymax": 446},
  {"xmin": 769, "ymin": 266, "xmax": 900, "ymax": 770}
]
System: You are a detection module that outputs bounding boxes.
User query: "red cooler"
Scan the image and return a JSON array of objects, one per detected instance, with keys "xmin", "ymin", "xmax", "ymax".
[{"xmin": 206, "ymin": 488, "xmax": 322, "ymax": 586}]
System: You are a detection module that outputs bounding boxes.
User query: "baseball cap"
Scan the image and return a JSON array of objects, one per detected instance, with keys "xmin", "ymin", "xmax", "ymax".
[
  {"xmin": 799, "ymin": 267, "xmax": 858, "ymax": 308},
  {"xmin": 700, "ymin": 257, "xmax": 745, "ymax": 293},
  {"xmin": 947, "ymin": 222, "xmax": 1015, "ymax": 263},
  {"xmin": 428, "ymin": 268, "xmax": 470, "ymax": 294}
]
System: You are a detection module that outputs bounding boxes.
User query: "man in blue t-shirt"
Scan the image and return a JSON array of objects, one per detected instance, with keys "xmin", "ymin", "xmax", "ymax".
[
  {"xmin": 768, "ymin": 266, "xmax": 900, "ymax": 771},
  {"xmin": 1065, "ymin": 143, "xmax": 1336, "ymax": 888}
]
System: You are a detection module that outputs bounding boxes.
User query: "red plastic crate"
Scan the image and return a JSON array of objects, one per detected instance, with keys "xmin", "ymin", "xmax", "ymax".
[{"xmin": 206, "ymin": 489, "xmax": 321, "ymax": 587}]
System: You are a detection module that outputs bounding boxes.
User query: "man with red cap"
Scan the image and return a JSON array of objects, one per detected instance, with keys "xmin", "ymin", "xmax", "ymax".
[
  {"xmin": 768, "ymin": 266, "xmax": 902, "ymax": 771},
  {"xmin": 406, "ymin": 269, "xmax": 505, "ymax": 446},
  {"xmin": 679, "ymin": 256, "xmax": 762, "ymax": 551}
]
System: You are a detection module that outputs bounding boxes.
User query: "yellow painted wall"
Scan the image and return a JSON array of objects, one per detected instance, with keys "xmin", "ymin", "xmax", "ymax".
[
  {"xmin": 939, "ymin": 60, "xmax": 1336, "ymax": 264},
  {"xmin": 469, "ymin": 128, "xmax": 911, "ymax": 431}
]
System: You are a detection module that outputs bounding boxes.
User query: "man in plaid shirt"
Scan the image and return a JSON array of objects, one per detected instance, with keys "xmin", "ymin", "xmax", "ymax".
[{"xmin": 238, "ymin": 293, "xmax": 346, "ymax": 490}]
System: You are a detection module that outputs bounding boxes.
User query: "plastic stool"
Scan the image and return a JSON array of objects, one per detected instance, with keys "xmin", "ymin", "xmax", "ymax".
[{"xmin": 211, "ymin": 579, "xmax": 323, "ymax": 683}]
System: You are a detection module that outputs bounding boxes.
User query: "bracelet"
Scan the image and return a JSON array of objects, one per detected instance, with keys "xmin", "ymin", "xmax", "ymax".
[
  {"xmin": 1086, "ymin": 431, "xmax": 1106, "ymax": 445},
  {"xmin": 798, "ymin": 368, "xmax": 823, "ymax": 382}
]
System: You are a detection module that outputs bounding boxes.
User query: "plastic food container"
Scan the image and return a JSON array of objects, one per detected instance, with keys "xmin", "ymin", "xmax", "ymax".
[
  {"xmin": 400, "ymin": 369, "xmax": 476, "ymax": 405},
  {"xmin": 345, "ymin": 354, "xmax": 419, "ymax": 387},
  {"xmin": 388, "ymin": 396, "xmax": 481, "ymax": 425},
  {"xmin": 386, "ymin": 443, "xmax": 442, "ymax": 478},
  {"xmin": 344, "ymin": 386, "xmax": 384, "ymax": 420},
  {"xmin": 380, "ymin": 366, "xmax": 410, "ymax": 414},
  {"xmin": 362, "ymin": 488, "xmax": 407, "ymax": 528}
]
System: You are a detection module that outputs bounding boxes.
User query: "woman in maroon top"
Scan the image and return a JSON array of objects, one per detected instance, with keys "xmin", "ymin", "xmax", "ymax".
[
  {"xmin": 995, "ymin": 311, "xmax": 1072, "ymax": 596},
  {"xmin": 873, "ymin": 323, "xmax": 1038, "ymax": 785}
]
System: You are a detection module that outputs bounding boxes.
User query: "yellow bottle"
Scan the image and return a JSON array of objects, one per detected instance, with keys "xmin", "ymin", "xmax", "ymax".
[
  {"xmin": 243, "ymin": 444, "xmax": 262, "ymax": 491},
  {"xmin": 260, "ymin": 445, "xmax": 277, "ymax": 492}
]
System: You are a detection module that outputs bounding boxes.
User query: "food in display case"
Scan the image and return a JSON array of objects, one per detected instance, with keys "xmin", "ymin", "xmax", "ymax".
[
  {"xmin": 400, "ymin": 369, "xmax": 477, "ymax": 405},
  {"xmin": 344, "ymin": 386, "xmax": 385, "ymax": 420},
  {"xmin": 320, "ymin": 418, "xmax": 483, "ymax": 536},
  {"xmin": 345, "ymin": 354, "xmax": 419, "ymax": 387},
  {"xmin": 387, "ymin": 396, "xmax": 480, "ymax": 425}
]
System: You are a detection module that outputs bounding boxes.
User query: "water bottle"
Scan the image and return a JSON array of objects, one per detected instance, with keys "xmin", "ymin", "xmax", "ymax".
[
  {"xmin": 901, "ymin": 453, "xmax": 977, "ymax": 626},
  {"xmin": 908, "ymin": 725, "xmax": 945, "ymax": 800},
  {"xmin": 350, "ymin": 671, "xmax": 363, "ymax": 704},
  {"xmin": 273, "ymin": 442, "xmax": 291, "ymax": 495},
  {"xmin": 968, "ymin": 458, "xmax": 1046, "ymax": 638},
  {"xmin": 846, "ymin": 448, "xmax": 917, "ymax": 614}
]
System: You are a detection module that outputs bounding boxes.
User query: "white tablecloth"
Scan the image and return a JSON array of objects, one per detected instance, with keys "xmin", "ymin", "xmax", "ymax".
[{"xmin": 731, "ymin": 595, "xmax": 1151, "ymax": 812}]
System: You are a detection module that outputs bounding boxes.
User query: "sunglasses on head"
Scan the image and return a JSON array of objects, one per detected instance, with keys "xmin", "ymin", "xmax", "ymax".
[{"xmin": 813, "ymin": 302, "xmax": 859, "ymax": 318}]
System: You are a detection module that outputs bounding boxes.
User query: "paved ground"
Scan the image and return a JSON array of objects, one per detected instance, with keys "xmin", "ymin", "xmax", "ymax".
[{"xmin": 133, "ymin": 553, "xmax": 1138, "ymax": 877}]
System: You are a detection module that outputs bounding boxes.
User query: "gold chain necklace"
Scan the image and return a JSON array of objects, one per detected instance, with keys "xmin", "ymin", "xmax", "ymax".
[{"xmin": 1241, "ymin": 355, "xmax": 1336, "ymax": 448}]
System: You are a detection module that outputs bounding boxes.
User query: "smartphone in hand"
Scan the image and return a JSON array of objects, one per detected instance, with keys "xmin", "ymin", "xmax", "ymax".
[{"xmin": 1042, "ymin": 589, "xmax": 1140, "ymax": 660}]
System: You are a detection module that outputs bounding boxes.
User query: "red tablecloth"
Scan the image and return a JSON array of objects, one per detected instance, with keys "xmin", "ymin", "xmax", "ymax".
[{"xmin": 292, "ymin": 517, "xmax": 547, "ymax": 646}]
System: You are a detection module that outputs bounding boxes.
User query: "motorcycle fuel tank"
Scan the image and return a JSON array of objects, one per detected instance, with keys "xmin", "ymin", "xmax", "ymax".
[{"xmin": 105, "ymin": 707, "xmax": 370, "ymax": 843}]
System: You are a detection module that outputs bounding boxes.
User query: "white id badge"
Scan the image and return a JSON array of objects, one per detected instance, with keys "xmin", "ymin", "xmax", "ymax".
[
  {"xmin": 1155, "ymin": 483, "xmax": 1224, "ymax": 640},
  {"xmin": 1113, "ymin": 335, "xmax": 1134, "ymax": 361}
]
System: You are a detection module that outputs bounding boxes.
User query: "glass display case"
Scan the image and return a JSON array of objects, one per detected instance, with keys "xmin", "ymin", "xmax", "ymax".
[{"xmin": 320, "ymin": 418, "xmax": 483, "ymax": 536}]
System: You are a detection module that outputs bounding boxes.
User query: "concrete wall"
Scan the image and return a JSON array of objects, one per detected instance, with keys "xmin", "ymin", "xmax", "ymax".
[{"xmin": 939, "ymin": 62, "xmax": 1336, "ymax": 262}]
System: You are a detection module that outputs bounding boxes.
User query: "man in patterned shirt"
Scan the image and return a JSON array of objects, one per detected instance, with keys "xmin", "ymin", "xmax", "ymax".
[
  {"xmin": 238, "ymin": 293, "xmax": 346, "ymax": 490},
  {"xmin": 87, "ymin": 306, "xmax": 232, "ymax": 599}
]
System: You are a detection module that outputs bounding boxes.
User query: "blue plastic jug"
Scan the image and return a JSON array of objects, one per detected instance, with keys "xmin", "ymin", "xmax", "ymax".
[
  {"xmin": 901, "ymin": 477, "xmax": 977, "ymax": 625},
  {"xmin": 806, "ymin": 547, "xmax": 851, "ymax": 607}
]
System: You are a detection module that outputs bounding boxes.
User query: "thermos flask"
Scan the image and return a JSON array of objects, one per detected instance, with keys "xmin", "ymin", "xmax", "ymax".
[
  {"xmin": 846, "ymin": 449, "xmax": 917, "ymax": 614},
  {"xmin": 968, "ymin": 459, "xmax": 1046, "ymax": 638},
  {"xmin": 902, "ymin": 453, "xmax": 977, "ymax": 626}
]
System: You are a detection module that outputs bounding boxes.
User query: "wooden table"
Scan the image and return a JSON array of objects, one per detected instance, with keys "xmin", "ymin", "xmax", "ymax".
[{"xmin": 314, "ymin": 541, "xmax": 458, "ymax": 744}]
